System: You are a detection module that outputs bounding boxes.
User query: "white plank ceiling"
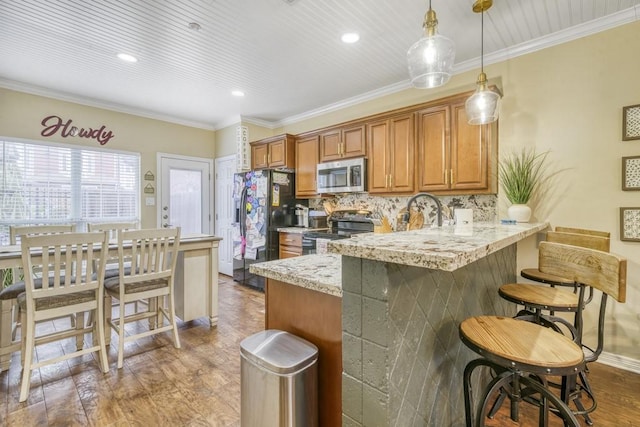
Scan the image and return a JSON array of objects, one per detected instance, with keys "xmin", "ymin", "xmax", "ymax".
[{"xmin": 0, "ymin": 0, "xmax": 638, "ymax": 129}]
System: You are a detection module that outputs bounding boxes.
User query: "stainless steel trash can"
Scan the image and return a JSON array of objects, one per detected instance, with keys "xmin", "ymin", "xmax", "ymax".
[{"xmin": 240, "ymin": 329, "xmax": 318, "ymax": 427}]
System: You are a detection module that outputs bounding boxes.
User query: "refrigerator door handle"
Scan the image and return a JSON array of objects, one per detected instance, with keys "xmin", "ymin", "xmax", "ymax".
[{"xmin": 240, "ymin": 186, "xmax": 247, "ymax": 257}]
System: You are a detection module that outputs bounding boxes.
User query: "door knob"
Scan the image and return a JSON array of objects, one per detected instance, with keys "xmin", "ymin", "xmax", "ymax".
[{"xmin": 163, "ymin": 206, "xmax": 168, "ymax": 211}]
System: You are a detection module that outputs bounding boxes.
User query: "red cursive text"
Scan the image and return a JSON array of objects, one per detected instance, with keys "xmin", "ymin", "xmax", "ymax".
[{"xmin": 41, "ymin": 115, "xmax": 115, "ymax": 145}]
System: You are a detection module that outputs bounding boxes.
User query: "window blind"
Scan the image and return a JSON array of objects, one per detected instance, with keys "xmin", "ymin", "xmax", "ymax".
[{"xmin": 0, "ymin": 139, "xmax": 140, "ymax": 244}]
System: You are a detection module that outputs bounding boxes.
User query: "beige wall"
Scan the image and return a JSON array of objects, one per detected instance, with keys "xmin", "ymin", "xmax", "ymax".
[
  {"xmin": 214, "ymin": 124, "xmax": 238, "ymax": 158},
  {"xmin": 214, "ymin": 121, "xmax": 274, "ymax": 160},
  {"xmin": 268, "ymin": 21, "xmax": 639, "ymax": 362},
  {"xmin": 0, "ymin": 88, "xmax": 216, "ymax": 228}
]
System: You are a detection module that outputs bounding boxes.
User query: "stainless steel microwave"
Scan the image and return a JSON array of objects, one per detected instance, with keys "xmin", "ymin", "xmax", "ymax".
[{"xmin": 316, "ymin": 157, "xmax": 366, "ymax": 194}]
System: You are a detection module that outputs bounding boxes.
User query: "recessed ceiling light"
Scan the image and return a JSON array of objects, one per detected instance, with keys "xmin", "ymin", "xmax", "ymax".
[
  {"xmin": 188, "ymin": 22, "xmax": 201, "ymax": 31},
  {"xmin": 231, "ymin": 90, "xmax": 245, "ymax": 97},
  {"xmin": 341, "ymin": 32, "xmax": 360, "ymax": 44},
  {"xmin": 117, "ymin": 53, "xmax": 138, "ymax": 63}
]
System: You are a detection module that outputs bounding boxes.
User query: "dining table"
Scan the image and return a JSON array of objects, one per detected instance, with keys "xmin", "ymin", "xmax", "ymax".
[{"xmin": 0, "ymin": 233, "xmax": 222, "ymax": 372}]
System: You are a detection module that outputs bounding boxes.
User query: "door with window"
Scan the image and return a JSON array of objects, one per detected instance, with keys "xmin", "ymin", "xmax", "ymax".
[{"xmin": 158, "ymin": 154, "xmax": 213, "ymax": 235}]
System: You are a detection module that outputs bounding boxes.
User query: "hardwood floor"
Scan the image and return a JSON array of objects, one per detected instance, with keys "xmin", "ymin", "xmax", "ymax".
[{"xmin": 0, "ymin": 275, "xmax": 638, "ymax": 426}]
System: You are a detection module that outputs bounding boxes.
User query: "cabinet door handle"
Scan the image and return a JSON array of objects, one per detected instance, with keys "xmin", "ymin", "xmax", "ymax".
[
  {"xmin": 450, "ymin": 169, "xmax": 454, "ymax": 185},
  {"xmin": 389, "ymin": 174, "xmax": 393, "ymax": 188},
  {"xmin": 444, "ymin": 170, "xmax": 448, "ymax": 185},
  {"xmin": 385, "ymin": 174, "xmax": 389, "ymax": 188},
  {"xmin": 267, "ymin": 153, "xmax": 271, "ymax": 163},
  {"xmin": 263, "ymin": 154, "xmax": 267, "ymax": 164}
]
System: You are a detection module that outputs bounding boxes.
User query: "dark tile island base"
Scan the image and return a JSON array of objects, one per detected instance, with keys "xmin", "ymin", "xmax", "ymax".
[{"xmin": 341, "ymin": 246, "xmax": 516, "ymax": 426}]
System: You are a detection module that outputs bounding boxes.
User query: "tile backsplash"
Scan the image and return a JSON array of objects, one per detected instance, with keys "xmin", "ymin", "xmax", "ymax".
[{"xmin": 309, "ymin": 193, "xmax": 497, "ymax": 231}]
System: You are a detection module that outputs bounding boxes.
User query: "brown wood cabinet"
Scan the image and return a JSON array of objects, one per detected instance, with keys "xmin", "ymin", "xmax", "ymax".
[
  {"xmin": 265, "ymin": 279, "xmax": 342, "ymax": 427},
  {"xmin": 295, "ymin": 134, "xmax": 320, "ymax": 197},
  {"xmin": 319, "ymin": 124, "xmax": 366, "ymax": 162},
  {"xmin": 278, "ymin": 232, "xmax": 303, "ymax": 258},
  {"xmin": 416, "ymin": 98, "xmax": 496, "ymax": 194},
  {"xmin": 367, "ymin": 113, "xmax": 415, "ymax": 194},
  {"xmin": 250, "ymin": 134, "xmax": 295, "ymax": 170}
]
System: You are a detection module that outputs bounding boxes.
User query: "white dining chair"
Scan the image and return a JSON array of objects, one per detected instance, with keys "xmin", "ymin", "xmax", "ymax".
[
  {"xmin": 0, "ymin": 224, "xmax": 76, "ymax": 370},
  {"xmin": 18, "ymin": 231, "xmax": 110, "ymax": 402},
  {"xmin": 104, "ymin": 227, "xmax": 181, "ymax": 369}
]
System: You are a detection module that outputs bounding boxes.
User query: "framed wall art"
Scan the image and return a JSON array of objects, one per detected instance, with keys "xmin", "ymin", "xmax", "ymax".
[
  {"xmin": 620, "ymin": 207, "xmax": 640, "ymax": 242},
  {"xmin": 622, "ymin": 104, "xmax": 640, "ymax": 141},
  {"xmin": 622, "ymin": 156, "xmax": 640, "ymax": 190}
]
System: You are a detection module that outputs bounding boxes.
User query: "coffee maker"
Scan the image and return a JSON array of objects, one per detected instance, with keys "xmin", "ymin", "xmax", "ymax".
[{"xmin": 294, "ymin": 204, "xmax": 309, "ymax": 227}]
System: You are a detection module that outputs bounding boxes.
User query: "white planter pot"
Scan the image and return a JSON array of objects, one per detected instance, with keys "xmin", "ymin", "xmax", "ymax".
[{"xmin": 507, "ymin": 204, "xmax": 532, "ymax": 223}]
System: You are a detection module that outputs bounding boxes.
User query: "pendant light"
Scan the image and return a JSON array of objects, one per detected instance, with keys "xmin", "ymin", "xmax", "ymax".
[
  {"xmin": 465, "ymin": 0, "xmax": 501, "ymax": 125},
  {"xmin": 407, "ymin": 0, "xmax": 455, "ymax": 89}
]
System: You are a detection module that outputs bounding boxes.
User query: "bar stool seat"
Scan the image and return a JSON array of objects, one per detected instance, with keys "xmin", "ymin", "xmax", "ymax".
[
  {"xmin": 460, "ymin": 315, "xmax": 583, "ymax": 426},
  {"xmin": 520, "ymin": 268, "xmax": 575, "ymax": 287}
]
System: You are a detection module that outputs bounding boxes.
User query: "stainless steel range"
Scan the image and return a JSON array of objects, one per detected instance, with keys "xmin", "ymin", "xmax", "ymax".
[{"xmin": 302, "ymin": 210, "xmax": 374, "ymax": 254}]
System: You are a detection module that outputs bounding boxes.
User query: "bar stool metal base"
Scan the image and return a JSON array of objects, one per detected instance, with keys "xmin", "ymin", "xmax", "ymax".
[{"xmin": 463, "ymin": 358, "xmax": 581, "ymax": 427}]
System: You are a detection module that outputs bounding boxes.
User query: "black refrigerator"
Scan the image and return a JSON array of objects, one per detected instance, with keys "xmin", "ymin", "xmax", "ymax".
[{"xmin": 232, "ymin": 169, "xmax": 296, "ymax": 290}]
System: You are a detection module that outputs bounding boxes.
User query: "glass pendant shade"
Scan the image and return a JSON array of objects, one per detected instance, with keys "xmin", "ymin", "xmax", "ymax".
[
  {"xmin": 465, "ymin": 0, "xmax": 500, "ymax": 124},
  {"xmin": 407, "ymin": 8, "xmax": 455, "ymax": 89},
  {"xmin": 465, "ymin": 73, "xmax": 501, "ymax": 125}
]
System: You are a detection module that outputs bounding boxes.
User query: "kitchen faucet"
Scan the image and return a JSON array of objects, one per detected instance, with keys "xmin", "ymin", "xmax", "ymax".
[{"xmin": 404, "ymin": 193, "xmax": 443, "ymax": 227}]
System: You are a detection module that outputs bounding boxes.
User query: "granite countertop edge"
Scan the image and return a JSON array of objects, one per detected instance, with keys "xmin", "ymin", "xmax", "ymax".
[
  {"xmin": 327, "ymin": 222, "xmax": 549, "ymax": 272},
  {"xmin": 249, "ymin": 253, "xmax": 342, "ymax": 297}
]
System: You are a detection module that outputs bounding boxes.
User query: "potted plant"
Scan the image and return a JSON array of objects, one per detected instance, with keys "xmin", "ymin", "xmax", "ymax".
[{"xmin": 498, "ymin": 148, "xmax": 549, "ymax": 222}]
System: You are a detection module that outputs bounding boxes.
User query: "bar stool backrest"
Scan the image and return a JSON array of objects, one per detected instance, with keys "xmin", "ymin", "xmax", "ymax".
[
  {"xmin": 538, "ymin": 241, "xmax": 626, "ymax": 303},
  {"xmin": 546, "ymin": 231, "xmax": 610, "ymax": 253},
  {"xmin": 554, "ymin": 226, "xmax": 610, "ymax": 238}
]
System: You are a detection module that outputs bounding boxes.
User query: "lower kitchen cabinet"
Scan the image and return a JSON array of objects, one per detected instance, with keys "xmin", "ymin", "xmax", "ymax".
[
  {"xmin": 265, "ymin": 279, "xmax": 342, "ymax": 427},
  {"xmin": 279, "ymin": 232, "xmax": 302, "ymax": 258}
]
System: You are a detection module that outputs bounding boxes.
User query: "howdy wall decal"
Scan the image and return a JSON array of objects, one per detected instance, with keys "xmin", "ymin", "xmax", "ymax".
[{"xmin": 40, "ymin": 115, "xmax": 115, "ymax": 145}]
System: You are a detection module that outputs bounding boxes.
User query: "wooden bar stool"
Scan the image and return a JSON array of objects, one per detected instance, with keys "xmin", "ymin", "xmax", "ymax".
[
  {"xmin": 520, "ymin": 227, "xmax": 610, "ymax": 288},
  {"xmin": 501, "ymin": 230, "xmax": 609, "ymax": 332},
  {"xmin": 460, "ymin": 241, "xmax": 626, "ymax": 426},
  {"xmin": 460, "ymin": 316, "xmax": 584, "ymax": 426}
]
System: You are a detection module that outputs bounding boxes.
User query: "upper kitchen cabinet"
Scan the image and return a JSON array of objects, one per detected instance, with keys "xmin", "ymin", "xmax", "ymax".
[
  {"xmin": 250, "ymin": 134, "xmax": 295, "ymax": 170},
  {"xmin": 295, "ymin": 134, "xmax": 320, "ymax": 197},
  {"xmin": 416, "ymin": 98, "xmax": 496, "ymax": 194},
  {"xmin": 319, "ymin": 124, "xmax": 366, "ymax": 162},
  {"xmin": 367, "ymin": 114, "xmax": 415, "ymax": 194}
]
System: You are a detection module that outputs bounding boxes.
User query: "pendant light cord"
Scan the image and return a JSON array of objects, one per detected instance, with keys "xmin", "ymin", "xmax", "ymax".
[{"xmin": 480, "ymin": 7, "xmax": 484, "ymax": 73}]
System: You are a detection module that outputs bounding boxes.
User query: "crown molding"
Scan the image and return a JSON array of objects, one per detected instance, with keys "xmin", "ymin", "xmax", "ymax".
[
  {"xmin": 268, "ymin": 80, "xmax": 410, "ymax": 127},
  {"xmin": 0, "ymin": 78, "xmax": 217, "ymax": 131},
  {"xmin": 240, "ymin": 116, "xmax": 279, "ymax": 129},
  {"xmin": 213, "ymin": 115, "xmax": 243, "ymax": 130}
]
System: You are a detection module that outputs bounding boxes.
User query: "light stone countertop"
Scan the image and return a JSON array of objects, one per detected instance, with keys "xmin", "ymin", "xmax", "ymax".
[
  {"xmin": 276, "ymin": 227, "xmax": 330, "ymax": 234},
  {"xmin": 249, "ymin": 253, "xmax": 342, "ymax": 297},
  {"xmin": 328, "ymin": 221, "xmax": 549, "ymax": 272}
]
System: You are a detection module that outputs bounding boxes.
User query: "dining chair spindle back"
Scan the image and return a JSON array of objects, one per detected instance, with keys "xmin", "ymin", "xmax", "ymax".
[{"xmin": 18, "ymin": 231, "xmax": 110, "ymax": 402}]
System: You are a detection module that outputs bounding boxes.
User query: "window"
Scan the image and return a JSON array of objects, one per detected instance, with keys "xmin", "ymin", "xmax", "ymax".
[{"xmin": 0, "ymin": 139, "xmax": 140, "ymax": 244}]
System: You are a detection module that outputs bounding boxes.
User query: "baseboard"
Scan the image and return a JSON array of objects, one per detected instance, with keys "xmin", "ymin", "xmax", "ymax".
[{"xmin": 597, "ymin": 351, "xmax": 640, "ymax": 374}]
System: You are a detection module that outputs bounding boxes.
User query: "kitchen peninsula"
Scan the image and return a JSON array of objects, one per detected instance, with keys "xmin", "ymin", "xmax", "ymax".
[{"xmin": 250, "ymin": 222, "xmax": 548, "ymax": 426}]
